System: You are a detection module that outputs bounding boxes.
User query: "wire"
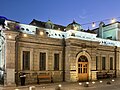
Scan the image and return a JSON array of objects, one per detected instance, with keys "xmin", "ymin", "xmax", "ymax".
[{"xmin": 80, "ymin": 16, "xmax": 120, "ymax": 26}]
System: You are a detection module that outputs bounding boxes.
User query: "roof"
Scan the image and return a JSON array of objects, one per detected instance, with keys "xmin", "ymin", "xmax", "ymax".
[
  {"xmin": 66, "ymin": 20, "xmax": 82, "ymax": 31},
  {"xmin": 0, "ymin": 16, "xmax": 19, "ymax": 23},
  {"xmin": 29, "ymin": 19, "xmax": 66, "ymax": 31},
  {"xmin": 29, "ymin": 19, "xmax": 97, "ymax": 34},
  {"xmin": 92, "ymin": 21, "xmax": 120, "ymax": 31}
]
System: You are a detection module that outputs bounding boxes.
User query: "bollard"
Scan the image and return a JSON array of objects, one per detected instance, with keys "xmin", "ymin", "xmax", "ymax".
[
  {"xmin": 29, "ymin": 86, "xmax": 36, "ymax": 90},
  {"xmin": 99, "ymin": 80, "xmax": 103, "ymax": 83},
  {"xmin": 92, "ymin": 81, "xmax": 95, "ymax": 84},
  {"xmin": 112, "ymin": 79, "xmax": 115, "ymax": 82},
  {"xmin": 55, "ymin": 84, "xmax": 62, "ymax": 90},
  {"xmin": 84, "ymin": 82, "xmax": 89, "ymax": 87},
  {"xmin": 107, "ymin": 81, "xmax": 111, "ymax": 84},
  {"xmin": 55, "ymin": 86, "xmax": 61, "ymax": 90},
  {"xmin": 79, "ymin": 82, "xmax": 82, "ymax": 85}
]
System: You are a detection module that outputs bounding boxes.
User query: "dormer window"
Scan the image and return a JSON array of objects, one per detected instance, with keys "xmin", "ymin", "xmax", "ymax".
[
  {"xmin": 26, "ymin": 28, "xmax": 29, "ymax": 31},
  {"xmin": 21, "ymin": 28, "xmax": 24, "ymax": 30},
  {"xmin": 45, "ymin": 20, "xmax": 54, "ymax": 29}
]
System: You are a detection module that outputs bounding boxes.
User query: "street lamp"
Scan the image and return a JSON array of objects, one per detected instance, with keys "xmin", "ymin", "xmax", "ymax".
[
  {"xmin": 92, "ymin": 22, "xmax": 96, "ymax": 28},
  {"xmin": 110, "ymin": 18, "xmax": 116, "ymax": 23}
]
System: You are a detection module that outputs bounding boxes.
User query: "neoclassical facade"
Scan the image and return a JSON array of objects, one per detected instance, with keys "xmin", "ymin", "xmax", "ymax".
[{"xmin": 0, "ymin": 17, "xmax": 120, "ymax": 86}]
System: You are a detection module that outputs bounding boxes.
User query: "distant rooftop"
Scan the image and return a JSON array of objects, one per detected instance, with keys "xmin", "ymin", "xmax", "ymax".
[
  {"xmin": 0, "ymin": 16, "xmax": 19, "ymax": 23},
  {"xmin": 29, "ymin": 19, "xmax": 66, "ymax": 31}
]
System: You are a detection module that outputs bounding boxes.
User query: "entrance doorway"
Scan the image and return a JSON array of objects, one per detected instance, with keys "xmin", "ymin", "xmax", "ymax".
[{"xmin": 78, "ymin": 55, "xmax": 88, "ymax": 81}]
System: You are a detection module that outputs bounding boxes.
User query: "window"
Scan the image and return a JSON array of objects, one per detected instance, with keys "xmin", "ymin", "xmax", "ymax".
[
  {"xmin": 39, "ymin": 52, "xmax": 46, "ymax": 71},
  {"xmin": 22, "ymin": 51, "xmax": 30, "ymax": 70},
  {"xmin": 102, "ymin": 57, "xmax": 106, "ymax": 70},
  {"xmin": 54, "ymin": 54, "xmax": 59, "ymax": 70},
  {"xmin": 21, "ymin": 28, "xmax": 24, "ymax": 30},
  {"xmin": 110, "ymin": 57, "xmax": 113, "ymax": 70},
  {"xmin": 96, "ymin": 56, "xmax": 98, "ymax": 70},
  {"xmin": 26, "ymin": 28, "xmax": 29, "ymax": 31}
]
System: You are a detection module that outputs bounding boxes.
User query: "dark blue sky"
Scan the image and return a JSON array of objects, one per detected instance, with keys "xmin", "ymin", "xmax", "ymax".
[{"xmin": 1, "ymin": 0, "xmax": 120, "ymax": 29}]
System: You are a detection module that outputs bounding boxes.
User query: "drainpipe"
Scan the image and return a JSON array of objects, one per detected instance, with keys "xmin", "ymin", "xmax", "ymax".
[
  {"xmin": 15, "ymin": 34, "xmax": 19, "ymax": 86},
  {"xmin": 62, "ymin": 38, "xmax": 65, "ymax": 81},
  {"xmin": 114, "ymin": 46, "xmax": 117, "ymax": 78}
]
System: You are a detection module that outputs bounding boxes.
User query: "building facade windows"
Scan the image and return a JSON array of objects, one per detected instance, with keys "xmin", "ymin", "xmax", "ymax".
[
  {"xmin": 54, "ymin": 53, "xmax": 59, "ymax": 70},
  {"xmin": 4, "ymin": 18, "xmax": 120, "ymax": 86},
  {"xmin": 22, "ymin": 51, "xmax": 30, "ymax": 70},
  {"xmin": 110, "ymin": 57, "xmax": 113, "ymax": 70},
  {"xmin": 102, "ymin": 57, "xmax": 106, "ymax": 70},
  {"xmin": 39, "ymin": 52, "xmax": 46, "ymax": 71}
]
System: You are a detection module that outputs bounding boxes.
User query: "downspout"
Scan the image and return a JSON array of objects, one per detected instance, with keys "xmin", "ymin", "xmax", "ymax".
[
  {"xmin": 114, "ymin": 46, "xmax": 117, "ymax": 78},
  {"xmin": 15, "ymin": 35, "xmax": 19, "ymax": 86},
  {"xmin": 62, "ymin": 38, "xmax": 65, "ymax": 81}
]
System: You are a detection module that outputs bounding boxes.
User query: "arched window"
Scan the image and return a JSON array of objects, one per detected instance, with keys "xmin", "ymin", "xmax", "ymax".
[{"xmin": 78, "ymin": 55, "xmax": 88, "ymax": 62}]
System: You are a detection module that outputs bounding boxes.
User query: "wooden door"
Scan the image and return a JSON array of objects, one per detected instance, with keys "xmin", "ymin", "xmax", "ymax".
[{"xmin": 78, "ymin": 56, "xmax": 88, "ymax": 81}]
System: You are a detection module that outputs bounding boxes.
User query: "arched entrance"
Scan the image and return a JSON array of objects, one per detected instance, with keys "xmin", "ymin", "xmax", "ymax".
[{"xmin": 78, "ymin": 55, "xmax": 89, "ymax": 81}]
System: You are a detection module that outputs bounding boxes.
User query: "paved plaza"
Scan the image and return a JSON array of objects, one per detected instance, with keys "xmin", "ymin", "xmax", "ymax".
[{"xmin": 1, "ymin": 78, "xmax": 120, "ymax": 90}]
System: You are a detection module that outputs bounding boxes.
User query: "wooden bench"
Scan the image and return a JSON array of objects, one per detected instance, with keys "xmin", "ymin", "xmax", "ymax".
[
  {"xmin": 37, "ymin": 74, "xmax": 52, "ymax": 84},
  {"xmin": 97, "ymin": 72, "xmax": 107, "ymax": 79},
  {"xmin": 107, "ymin": 73, "xmax": 115, "ymax": 78}
]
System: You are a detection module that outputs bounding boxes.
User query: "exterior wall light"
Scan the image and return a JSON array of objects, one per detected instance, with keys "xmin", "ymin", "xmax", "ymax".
[
  {"xmin": 74, "ymin": 27, "xmax": 77, "ymax": 30},
  {"xmin": 23, "ymin": 34, "xmax": 27, "ymax": 37},
  {"xmin": 8, "ymin": 35, "xmax": 12, "ymax": 39},
  {"xmin": 40, "ymin": 31, "xmax": 44, "ymax": 36}
]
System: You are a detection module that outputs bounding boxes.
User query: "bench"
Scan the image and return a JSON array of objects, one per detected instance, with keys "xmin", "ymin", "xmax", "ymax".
[
  {"xmin": 37, "ymin": 74, "xmax": 52, "ymax": 84},
  {"xmin": 107, "ymin": 73, "xmax": 115, "ymax": 78},
  {"xmin": 97, "ymin": 72, "xmax": 107, "ymax": 79}
]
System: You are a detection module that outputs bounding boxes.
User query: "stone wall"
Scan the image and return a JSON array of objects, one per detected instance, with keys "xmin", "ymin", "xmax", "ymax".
[
  {"xmin": 3, "ymin": 30, "xmax": 19, "ymax": 86},
  {"xmin": 65, "ymin": 38, "xmax": 117, "ymax": 82},
  {"xmin": 17, "ymin": 34, "xmax": 63, "ymax": 84},
  {"xmin": 3, "ymin": 30, "xmax": 120, "ymax": 85}
]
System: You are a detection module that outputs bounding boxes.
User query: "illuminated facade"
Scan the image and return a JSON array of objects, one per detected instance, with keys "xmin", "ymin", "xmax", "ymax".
[{"xmin": 0, "ymin": 17, "xmax": 120, "ymax": 86}]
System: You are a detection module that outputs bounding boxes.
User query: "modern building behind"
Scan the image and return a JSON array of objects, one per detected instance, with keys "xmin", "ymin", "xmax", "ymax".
[{"xmin": 0, "ymin": 17, "xmax": 120, "ymax": 86}]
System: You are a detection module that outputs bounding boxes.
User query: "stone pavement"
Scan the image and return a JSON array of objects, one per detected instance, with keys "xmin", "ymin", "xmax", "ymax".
[{"xmin": 1, "ymin": 78, "xmax": 120, "ymax": 90}]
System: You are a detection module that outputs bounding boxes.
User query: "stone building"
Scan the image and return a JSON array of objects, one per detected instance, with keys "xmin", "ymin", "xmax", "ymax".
[{"xmin": 0, "ymin": 17, "xmax": 120, "ymax": 86}]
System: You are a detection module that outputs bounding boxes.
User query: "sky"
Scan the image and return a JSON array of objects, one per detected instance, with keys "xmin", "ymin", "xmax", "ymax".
[{"xmin": 1, "ymin": 0, "xmax": 120, "ymax": 29}]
